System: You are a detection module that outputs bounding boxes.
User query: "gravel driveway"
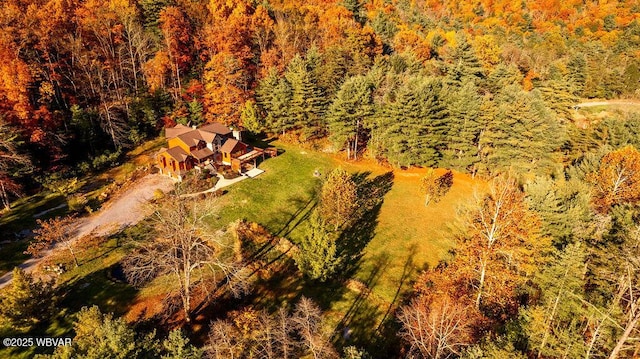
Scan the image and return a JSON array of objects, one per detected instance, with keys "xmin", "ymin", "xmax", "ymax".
[{"xmin": 0, "ymin": 174, "xmax": 175, "ymax": 289}]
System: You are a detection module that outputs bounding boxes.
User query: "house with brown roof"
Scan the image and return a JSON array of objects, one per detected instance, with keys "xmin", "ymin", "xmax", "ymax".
[
  {"xmin": 157, "ymin": 122, "xmax": 259, "ymax": 180},
  {"xmin": 157, "ymin": 146, "xmax": 192, "ymax": 179}
]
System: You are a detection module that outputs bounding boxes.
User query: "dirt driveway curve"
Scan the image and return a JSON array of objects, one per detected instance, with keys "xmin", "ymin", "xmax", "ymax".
[{"xmin": 0, "ymin": 174, "xmax": 175, "ymax": 289}]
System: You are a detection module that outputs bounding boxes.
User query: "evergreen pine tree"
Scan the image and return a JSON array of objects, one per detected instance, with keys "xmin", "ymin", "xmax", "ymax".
[
  {"xmin": 187, "ymin": 100, "xmax": 204, "ymax": 126},
  {"xmin": 445, "ymin": 33, "xmax": 485, "ymax": 86},
  {"xmin": 256, "ymin": 69, "xmax": 294, "ymax": 134},
  {"xmin": 441, "ymin": 80, "xmax": 482, "ymax": 172},
  {"xmin": 480, "ymin": 85, "xmax": 563, "ymax": 175},
  {"xmin": 537, "ymin": 67, "xmax": 578, "ymax": 120},
  {"xmin": 285, "ymin": 54, "xmax": 327, "ymax": 139},
  {"xmin": 327, "ymin": 76, "xmax": 374, "ymax": 159},
  {"xmin": 522, "ymin": 243, "xmax": 591, "ymax": 358},
  {"xmin": 567, "ymin": 54, "xmax": 587, "ymax": 96},
  {"xmin": 381, "ymin": 76, "xmax": 448, "ymax": 167},
  {"xmin": 240, "ymin": 100, "xmax": 263, "ymax": 134},
  {"xmin": 525, "ymin": 177, "xmax": 592, "ymax": 247},
  {"xmin": 296, "ymin": 210, "xmax": 340, "ymax": 282},
  {"xmin": 0, "ymin": 268, "xmax": 55, "ymax": 331},
  {"xmin": 485, "ymin": 63, "xmax": 523, "ymax": 95}
]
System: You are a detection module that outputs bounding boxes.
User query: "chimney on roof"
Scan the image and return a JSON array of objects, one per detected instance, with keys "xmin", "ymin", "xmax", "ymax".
[{"xmin": 232, "ymin": 128, "xmax": 242, "ymax": 141}]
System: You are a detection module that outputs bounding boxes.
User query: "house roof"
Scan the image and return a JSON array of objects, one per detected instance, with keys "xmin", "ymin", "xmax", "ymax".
[
  {"xmin": 165, "ymin": 124, "xmax": 193, "ymax": 139},
  {"xmin": 200, "ymin": 122, "xmax": 232, "ymax": 136},
  {"xmin": 196, "ymin": 129, "xmax": 219, "ymax": 143},
  {"xmin": 164, "ymin": 146, "xmax": 190, "ymax": 162},
  {"xmin": 176, "ymin": 130, "xmax": 205, "ymax": 147},
  {"xmin": 220, "ymin": 138, "xmax": 247, "ymax": 153},
  {"xmin": 191, "ymin": 147, "xmax": 214, "ymax": 160}
]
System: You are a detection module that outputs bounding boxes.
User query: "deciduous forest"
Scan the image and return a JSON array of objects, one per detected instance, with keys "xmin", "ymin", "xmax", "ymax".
[{"xmin": 1, "ymin": 0, "xmax": 640, "ymax": 358}]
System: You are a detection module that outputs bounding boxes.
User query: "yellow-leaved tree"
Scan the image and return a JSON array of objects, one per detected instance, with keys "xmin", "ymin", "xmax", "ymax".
[
  {"xmin": 446, "ymin": 176, "xmax": 551, "ymax": 318},
  {"xmin": 588, "ymin": 145, "xmax": 640, "ymax": 212}
]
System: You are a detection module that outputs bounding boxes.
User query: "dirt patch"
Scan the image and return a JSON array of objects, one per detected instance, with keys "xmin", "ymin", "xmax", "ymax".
[{"xmin": 125, "ymin": 293, "xmax": 167, "ymax": 323}]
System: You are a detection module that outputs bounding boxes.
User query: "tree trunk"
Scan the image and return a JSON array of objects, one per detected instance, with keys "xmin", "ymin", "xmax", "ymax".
[
  {"xmin": 182, "ymin": 262, "xmax": 192, "ymax": 323},
  {"xmin": 538, "ymin": 289, "xmax": 563, "ymax": 357},
  {"xmin": 68, "ymin": 245, "xmax": 79, "ymax": 268},
  {"xmin": 585, "ymin": 315, "xmax": 606, "ymax": 358},
  {"xmin": 0, "ymin": 181, "xmax": 10, "ymax": 210},
  {"xmin": 103, "ymin": 103, "xmax": 118, "ymax": 148},
  {"xmin": 540, "ymin": 266, "xmax": 572, "ymax": 357},
  {"xmin": 354, "ymin": 119, "xmax": 360, "ymax": 160},
  {"xmin": 476, "ymin": 260, "xmax": 486, "ymax": 309},
  {"xmin": 609, "ymin": 310, "xmax": 640, "ymax": 359}
]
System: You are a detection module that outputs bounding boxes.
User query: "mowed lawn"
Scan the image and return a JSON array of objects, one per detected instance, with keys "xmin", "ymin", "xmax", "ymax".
[
  {"xmin": 209, "ymin": 146, "xmax": 336, "ymax": 242},
  {"xmin": 348, "ymin": 165, "xmax": 482, "ymax": 302},
  {"xmin": 206, "ymin": 143, "xmax": 483, "ymax": 346}
]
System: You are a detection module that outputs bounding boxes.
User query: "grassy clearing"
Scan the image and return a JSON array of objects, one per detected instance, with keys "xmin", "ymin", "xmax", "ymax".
[
  {"xmin": 200, "ymin": 143, "xmax": 482, "ymax": 352},
  {"xmin": 351, "ymin": 166, "xmax": 482, "ymax": 302}
]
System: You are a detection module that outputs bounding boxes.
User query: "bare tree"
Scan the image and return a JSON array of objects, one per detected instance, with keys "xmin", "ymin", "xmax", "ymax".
[
  {"xmin": 608, "ymin": 224, "xmax": 640, "ymax": 359},
  {"xmin": 292, "ymin": 297, "xmax": 339, "ymax": 359},
  {"xmin": 274, "ymin": 306, "xmax": 295, "ymax": 359},
  {"xmin": 123, "ymin": 194, "xmax": 250, "ymax": 323},
  {"xmin": 208, "ymin": 320, "xmax": 241, "ymax": 358},
  {"xmin": 398, "ymin": 295, "xmax": 473, "ymax": 359},
  {"xmin": 206, "ymin": 298, "xmax": 336, "ymax": 359}
]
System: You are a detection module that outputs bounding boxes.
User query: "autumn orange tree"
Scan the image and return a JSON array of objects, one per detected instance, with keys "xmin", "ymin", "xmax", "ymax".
[
  {"xmin": 448, "ymin": 176, "xmax": 550, "ymax": 317},
  {"xmin": 159, "ymin": 6, "xmax": 193, "ymax": 100},
  {"xmin": 27, "ymin": 215, "xmax": 79, "ymax": 267},
  {"xmin": 588, "ymin": 145, "xmax": 640, "ymax": 212},
  {"xmin": 420, "ymin": 169, "xmax": 453, "ymax": 206},
  {"xmin": 203, "ymin": 0, "xmax": 255, "ymax": 124}
]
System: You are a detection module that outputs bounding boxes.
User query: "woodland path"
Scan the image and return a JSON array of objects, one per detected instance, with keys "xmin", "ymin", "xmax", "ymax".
[
  {"xmin": 0, "ymin": 174, "xmax": 175, "ymax": 289},
  {"xmin": 575, "ymin": 99, "xmax": 640, "ymax": 108}
]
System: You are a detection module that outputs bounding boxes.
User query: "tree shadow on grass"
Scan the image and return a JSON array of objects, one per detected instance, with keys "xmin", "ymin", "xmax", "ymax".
[
  {"xmin": 370, "ymin": 244, "xmax": 419, "ymax": 358},
  {"xmin": 329, "ymin": 246, "xmax": 418, "ymax": 359},
  {"xmin": 272, "ymin": 194, "xmax": 317, "ymax": 239},
  {"xmin": 59, "ymin": 266, "xmax": 138, "ymax": 317},
  {"xmin": 337, "ymin": 171, "xmax": 395, "ymax": 279},
  {"xmin": 187, "ymin": 171, "xmax": 396, "ymax": 350},
  {"xmin": 332, "ymin": 251, "xmax": 390, "ymax": 345}
]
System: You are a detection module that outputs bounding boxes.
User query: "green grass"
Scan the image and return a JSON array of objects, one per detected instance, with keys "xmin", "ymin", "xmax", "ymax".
[
  {"xmin": 208, "ymin": 145, "xmax": 336, "ymax": 242},
  {"xmin": 0, "ymin": 192, "xmax": 65, "ymax": 232},
  {"xmin": 0, "ymin": 234, "xmax": 138, "ymax": 358},
  {"xmin": 0, "ymin": 193, "xmax": 67, "ymax": 276},
  {"xmin": 199, "ymin": 143, "xmax": 481, "ymax": 352}
]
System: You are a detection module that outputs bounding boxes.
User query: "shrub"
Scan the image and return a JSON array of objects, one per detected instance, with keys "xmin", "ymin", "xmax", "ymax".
[
  {"xmin": 221, "ymin": 167, "xmax": 239, "ymax": 179},
  {"xmin": 41, "ymin": 175, "xmax": 80, "ymax": 196},
  {"xmin": 68, "ymin": 194, "xmax": 89, "ymax": 212},
  {"xmin": 91, "ymin": 149, "xmax": 122, "ymax": 171},
  {"xmin": 153, "ymin": 189, "xmax": 165, "ymax": 201}
]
